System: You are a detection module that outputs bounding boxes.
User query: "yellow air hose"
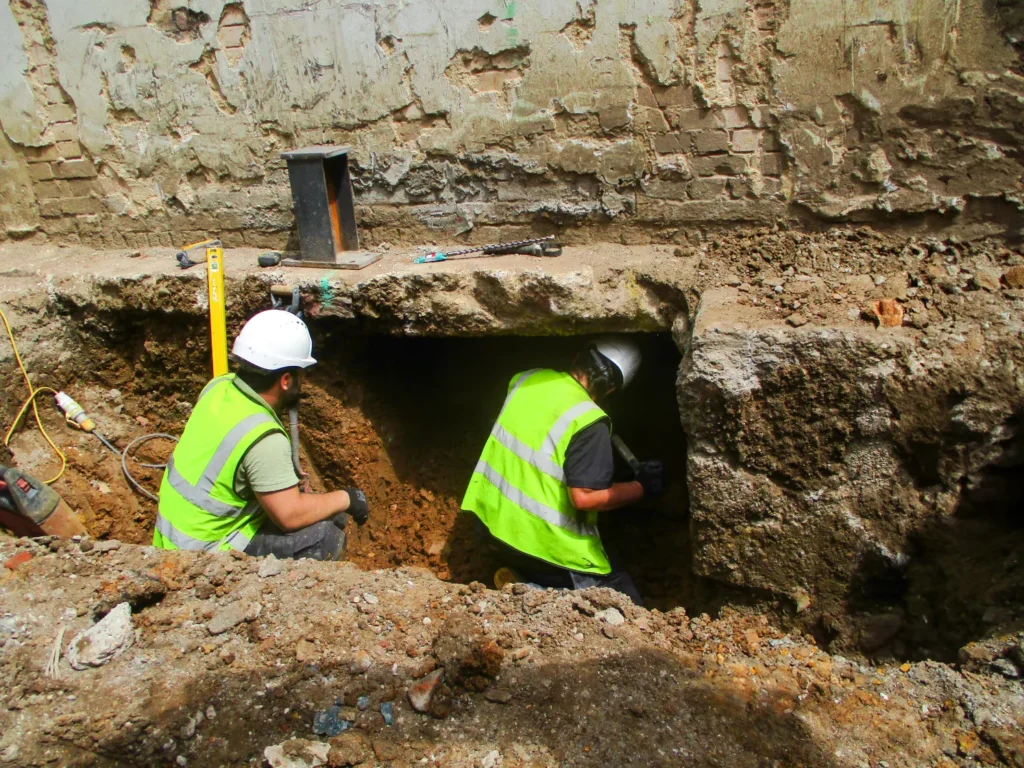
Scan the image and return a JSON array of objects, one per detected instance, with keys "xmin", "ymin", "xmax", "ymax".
[{"xmin": 0, "ymin": 307, "xmax": 66, "ymax": 484}]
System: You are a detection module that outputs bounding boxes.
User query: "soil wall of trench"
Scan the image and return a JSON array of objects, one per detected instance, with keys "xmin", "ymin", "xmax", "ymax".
[{"xmin": 2, "ymin": 226, "xmax": 1024, "ymax": 663}]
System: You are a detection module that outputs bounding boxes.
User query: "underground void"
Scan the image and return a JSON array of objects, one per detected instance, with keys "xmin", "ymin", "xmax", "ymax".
[{"xmin": 298, "ymin": 331, "xmax": 690, "ymax": 609}]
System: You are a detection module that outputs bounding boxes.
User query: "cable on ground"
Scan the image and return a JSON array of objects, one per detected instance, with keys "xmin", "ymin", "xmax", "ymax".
[
  {"xmin": 121, "ymin": 433, "xmax": 178, "ymax": 502},
  {"xmin": 1, "ymin": 307, "xmax": 66, "ymax": 484}
]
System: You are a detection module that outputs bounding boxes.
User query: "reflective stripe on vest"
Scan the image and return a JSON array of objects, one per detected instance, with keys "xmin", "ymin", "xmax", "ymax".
[
  {"xmin": 163, "ymin": 411, "xmax": 275, "ymax": 517},
  {"xmin": 155, "ymin": 375, "xmax": 283, "ymax": 552},
  {"xmin": 155, "ymin": 510, "xmax": 255, "ymax": 552},
  {"xmin": 461, "ymin": 369, "xmax": 611, "ymax": 574}
]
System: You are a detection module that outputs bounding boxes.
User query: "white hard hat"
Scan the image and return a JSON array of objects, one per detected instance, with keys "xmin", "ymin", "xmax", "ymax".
[
  {"xmin": 231, "ymin": 309, "xmax": 317, "ymax": 370},
  {"xmin": 593, "ymin": 335, "xmax": 641, "ymax": 389}
]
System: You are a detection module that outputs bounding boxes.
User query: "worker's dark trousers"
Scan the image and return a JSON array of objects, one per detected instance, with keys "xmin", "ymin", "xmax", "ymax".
[
  {"xmin": 244, "ymin": 513, "xmax": 348, "ymax": 561},
  {"xmin": 474, "ymin": 518, "xmax": 643, "ymax": 605}
]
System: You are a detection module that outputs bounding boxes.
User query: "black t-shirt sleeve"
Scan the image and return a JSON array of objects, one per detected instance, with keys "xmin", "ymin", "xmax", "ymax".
[{"xmin": 564, "ymin": 421, "xmax": 614, "ymax": 490}]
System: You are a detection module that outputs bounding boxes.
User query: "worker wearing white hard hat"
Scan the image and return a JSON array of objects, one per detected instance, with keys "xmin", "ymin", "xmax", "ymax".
[
  {"xmin": 155, "ymin": 310, "xmax": 369, "ymax": 559},
  {"xmin": 461, "ymin": 335, "xmax": 664, "ymax": 604}
]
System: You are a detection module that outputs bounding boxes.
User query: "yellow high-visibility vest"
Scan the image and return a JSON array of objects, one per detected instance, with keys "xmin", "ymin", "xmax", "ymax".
[
  {"xmin": 154, "ymin": 375, "xmax": 283, "ymax": 552},
  {"xmin": 461, "ymin": 369, "xmax": 612, "ymax": 575}
]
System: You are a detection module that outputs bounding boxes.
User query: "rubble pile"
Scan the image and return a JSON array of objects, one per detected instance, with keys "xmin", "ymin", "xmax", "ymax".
[{"xmin": 2, "ymin": 537, "xmax": 1022, "ymax": 767}]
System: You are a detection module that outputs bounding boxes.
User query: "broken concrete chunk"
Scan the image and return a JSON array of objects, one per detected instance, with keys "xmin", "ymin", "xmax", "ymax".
[
  {"xmin": 68, "ymin": 601, "xmax": 134, "ymax": 670},
  {"xmin": 596, "ymin": 607, "xmax": 625, "ymax": 626},
  {"xmin": 264, "ymin": 739, "xmax": 330, "ymax": 768},
  {"xmin": 207, "ymin": 601, "xmax": 260, "ymax": 635},
  {"xmin": 258, "ymin": 554, "xmax": 283, "ymax": 578},
  {"xmin": 407, "ymin": 668, "xmax": 444, "ymax": 713}
]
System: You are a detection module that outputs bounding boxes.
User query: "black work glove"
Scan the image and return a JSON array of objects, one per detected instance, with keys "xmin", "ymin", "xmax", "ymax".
[
  {"xmin": 345, "ymin": 487, "xmax": 370, "ymax": 526},
  {"xmin": 636, "ymin": 460, "xmax": 665, "ymax": 498}
]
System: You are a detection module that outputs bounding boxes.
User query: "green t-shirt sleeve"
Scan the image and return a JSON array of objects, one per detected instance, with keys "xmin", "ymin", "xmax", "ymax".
[{"xmin": 234, "ymin": 431, "xmax": 299, "ymax": 497}]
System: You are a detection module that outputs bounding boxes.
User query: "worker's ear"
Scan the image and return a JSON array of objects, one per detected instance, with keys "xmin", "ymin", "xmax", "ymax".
[{"xmin": 279, "ymin": 370, "xmax": 293, "ymax": 392}]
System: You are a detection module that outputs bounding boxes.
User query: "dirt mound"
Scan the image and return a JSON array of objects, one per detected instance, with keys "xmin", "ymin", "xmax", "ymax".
[{"xmin": 1, "ymin": 538, "xmax": 1022, "ymax": 767}]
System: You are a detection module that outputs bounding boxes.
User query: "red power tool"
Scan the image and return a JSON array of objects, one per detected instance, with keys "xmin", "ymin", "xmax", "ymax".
[{"xmin": 0, "ymin": 463, "xmax": 87, "ymax": 538}]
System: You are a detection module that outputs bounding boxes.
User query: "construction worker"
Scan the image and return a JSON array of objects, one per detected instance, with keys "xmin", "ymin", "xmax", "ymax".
[
  {"xmin": 154, "ymin": 309, "xmax": 369, "ymax": 559},
  {"xmin": 461, "ymin": 336, "xmax": 663, "ymax": 604}
]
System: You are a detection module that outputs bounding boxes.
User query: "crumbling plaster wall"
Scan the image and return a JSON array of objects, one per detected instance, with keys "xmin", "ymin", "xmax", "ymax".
[{"xmin": 0, "ymin": 0, "xmax": 1020, "ymax": 249}]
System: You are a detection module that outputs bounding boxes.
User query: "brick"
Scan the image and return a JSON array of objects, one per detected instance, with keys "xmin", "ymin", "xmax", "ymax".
[
  {"xmin": 50, "ymin": 121, "xmax": 78, "ymax": 142},
  {"xmin": 654, "ymin": 85, "xmax": 694, "ymax": 108},
  {"xmin": 759, "ymin": 152, "xmax": 784, "ymax": 177},
  {"xmin": 48, "ymin": 104, "xmax": 75, "ymax": 123},
  {"xmin": 4, "ymin": 552, "xmax": 32, "ymax": 571},
  {"xmin": 33, "ymin": 180, "xmax": 63, "ymax": 199},
  {"xmin": 688, "ymin": 177, "xmax": 728, "ymax": 200},
  {"xmin": 65, "ymin": 178, "xmax": 101, "ymax": 195},
  {"xmin": 673, "ymin": 108, "xmax": 719, "ymax": 131},
  {"xmin": 43, "ymin": 85, "xmax": 65, "ymax": 102},
  {"xmin": 41, "ymin": 196, "xmax": 103, "ymax": 216},
  {"xmin": 28, "ymin": 162, "xmax": 54, "ymax": 181},
  {"xmin": 599, "ymin": 105, "xmax": 630, "ymax": 131},
  {"xmin": 654, "ymin": 134, "xmax": 682, "ymax": 154},
  {"xmin": 729, "ymin": 178, "xmax": 751, "ymax": 199},
  {"xmin": 217, "ymin": 23, "xmax": 247, "ymax": 48},
  {"xmin": 57, "ymin": 140, "xmax": 82, "ymax": 159},
  {"xmin": 690, "ymin": 130, "xmax": 730, "ymax": 154},
  {"xmin": 763, "ymin": 131, "xmax": 782, "ymax": 151},
  {"xmin": 52, "ymin": 159, "xmax": 97, "ymax": 179},
  {"xmin": 721, "ymin": 106, "xmax": 749, "ymax": 128},
  {"xmin": 691, "ymin": 155, "xmax": 748, "ymax": 176},
  {"xmin": 717, "ymin": 58, "xmax": 732, "ymax": 82},
  {"xmin": 643, "ymin": 178, "xmax": 690, "ymax": 200},
  {"xmin": 637, "ymin": 106, "xmax": 669, "ymax": 133},
  {"xmin": 23, "ymin": 144, "xmax": 58, "ymax": 163},
  {"xmin": 731, "ymin": 129, "xmax": 761, "ymax": 153}
]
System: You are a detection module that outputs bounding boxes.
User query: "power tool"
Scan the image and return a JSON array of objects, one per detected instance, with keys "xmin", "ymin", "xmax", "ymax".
[{"xmin": 0, "ymin": 463, "xmax": 87, "ymax": 538}]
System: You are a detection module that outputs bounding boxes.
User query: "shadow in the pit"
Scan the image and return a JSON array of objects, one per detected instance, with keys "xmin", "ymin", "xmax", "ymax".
[
  {"xmin": 77, "ymin": 646, "xmax": 841, "ymax": 768},
  {"xmin": 844, "ymin": 409, "xmax": 1024, "ymax": 662}
]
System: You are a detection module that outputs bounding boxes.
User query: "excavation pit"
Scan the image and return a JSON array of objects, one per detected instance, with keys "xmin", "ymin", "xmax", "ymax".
[{"xmin": 1, "ymin": 290, "xmax": 694, "ymax": 608}]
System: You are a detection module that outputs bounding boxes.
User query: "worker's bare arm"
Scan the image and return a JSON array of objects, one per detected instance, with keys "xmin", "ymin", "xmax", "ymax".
[
  {"xmin": 568, "ymin": 481, "xmax": 644, "ymax": 513},
  {"xmin": 255, "ymin": 486, "xmax": 351, "ymax": 531}
]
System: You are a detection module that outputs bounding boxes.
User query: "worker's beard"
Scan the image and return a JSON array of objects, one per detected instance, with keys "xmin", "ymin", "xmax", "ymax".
[
  {"xmin": 280, "ymin": 385, "xmax": 301, "ymax": 411},
  {"xmin": 280, "ymin": 380, "xmax": 299, "ymax": 415}
]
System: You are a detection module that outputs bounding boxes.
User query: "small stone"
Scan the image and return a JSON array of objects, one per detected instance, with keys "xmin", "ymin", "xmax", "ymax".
[
  {"xmin": 264, "ymin": 738, "xmax": 330, "ymax": 768},
  {"xmin": 407, "ymin": 668, "xmax": 444, "ymax": 713},
  {"xmin": 481, "ymin": 750, "xmax": 501, "ymax": 768},
  {"xmin": 79, "ymin": 539, "xmax": 95, "ymax": 553},
  {"xmin": 207, "ymin": 602, "xmax": 254, "ymax": 635},
  {"xmin": 3, "ymin": 552, "xmax": 33, "ymax": 571},
  {"xmin": 176, "ymin": 756, "xmax": 187, "ymax": 767},
  {"xmin": 484, "ymin": 688, "xmax": 513, "ymax": 704},
  {"xmin": 513, "ymin": 648, "xmax": 532, "ymax": 661},
  {"xmin": 874, "ymin": 275, "xmax": 886, "ymax": 286},
  {"xmin": 219, "ymin": 648, "xmax": 235, "ymax": 665},
  {"xmin": 93, "ymin": 540, "xmax": 121, "ymax": 553},
  {"xmin": 380, "ymin": 701, "xmax": 394, "ymax": 726},
  {"xmin": 723, "ymin": 274, "xmax": 742, "ymax": 287},
  {"xmin": 869, "ymin": 299, "xmax": 904, "ymax": 328},
  {"xmin": 258, "ymin": 555, "xmax": 284, "ymax": 578},
  {"xmin": 602, "ymin": 625, "xmax": 621, "ymax": 639},
  {"xmin": 785, "ymin": 313, "xmax": 808, "ymax": 327},
  {"xmin": 1003, "ymin": 265, "xmax": 1024, "ymax": 288},
  {"xmin": 350, "ymin": 651, "xmax": 372, "ymax": 674},
  {"xmin": 362, "ymin": 593, "xmax": 379, "ymax": 605},
  {"xmin": 595, "ymin": 608, "xmax": 625, "ymax": 626},
  {"xmin": 990, "ymin": 658, "xmax": 1021, "ymax": 679},
  {"xmin": 296, "ymin": 639, "xmax": 316, "ymax": 662}
]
